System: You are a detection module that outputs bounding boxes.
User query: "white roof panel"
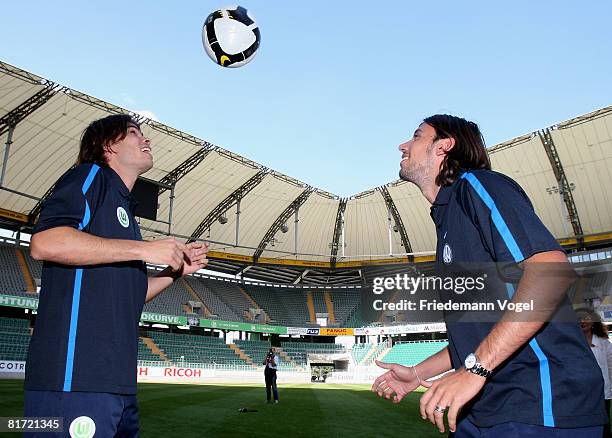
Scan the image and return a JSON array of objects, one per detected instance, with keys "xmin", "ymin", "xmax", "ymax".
[{"xmin": 1, "ymin": 61, "xmax": 610, "ymax": 267}]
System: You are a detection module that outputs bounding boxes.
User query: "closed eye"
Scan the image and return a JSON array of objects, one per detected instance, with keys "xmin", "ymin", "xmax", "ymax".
[{"xmin": 131, "ymin": 129, "xmax": 146, "ymax": 141}]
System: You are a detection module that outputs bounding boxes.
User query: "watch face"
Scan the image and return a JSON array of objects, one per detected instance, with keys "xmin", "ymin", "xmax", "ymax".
[{"xmin": 465, "ymin": 353, "xmax": 477, "ymax": 369}]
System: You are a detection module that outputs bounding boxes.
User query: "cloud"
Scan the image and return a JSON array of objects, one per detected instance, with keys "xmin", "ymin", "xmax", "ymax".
[
  {"xmin": 119, "ymin": 92, "xmax": 136, "ymax": 106},
  {"xmin": 134, "ymin": 109, "xmax": 159, "ymax": 122}
]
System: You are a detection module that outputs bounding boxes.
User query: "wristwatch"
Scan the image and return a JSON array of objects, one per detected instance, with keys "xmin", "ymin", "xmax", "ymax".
[{"xmin": 464, "ymin": 353, "xmax": 492, "ymax": 378}]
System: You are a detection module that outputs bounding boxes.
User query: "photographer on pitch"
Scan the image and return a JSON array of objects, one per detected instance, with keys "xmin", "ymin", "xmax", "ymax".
[{"xmin": 263, "ymin": 348, "xmax": 280, "ymax": 403}]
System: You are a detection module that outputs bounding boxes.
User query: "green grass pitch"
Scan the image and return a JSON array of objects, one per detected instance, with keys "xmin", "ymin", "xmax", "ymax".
[{"xmin": 0, "ymin": 380, "xmax": 446, "ymax": 437}]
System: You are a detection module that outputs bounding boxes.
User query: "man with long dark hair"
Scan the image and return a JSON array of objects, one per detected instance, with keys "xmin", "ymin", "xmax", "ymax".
[
  {"xmin": 24, "ymin": 114, "xmax": 209, "ymax": 436},
  {"xmin": 373, "ymin": 115, "xmax": 606, "ymax": 436}
]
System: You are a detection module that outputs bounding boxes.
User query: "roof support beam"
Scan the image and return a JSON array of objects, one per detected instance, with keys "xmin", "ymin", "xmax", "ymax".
[
  {"xmin": 0, "ymin": 86, "xmax": 59, "ymax": 137},
  {"xmin": 253, "ymin": 188, "xmax": 314, "ymax": 262},
  {"xmin": 62, "ymin": 88, "xmax": 209, "ymax": 148},
  {"xmin": 292, "ymin": 269, "xmax": 310, "ymax": 284},
  {"xmin": 378, "ymin": 185, "xmax": 414, "ymax": 260},
  {"xmin": 0, "ymin": 86, "xmax": 62, "ymax": 223},
  {"xmin": 236, "ymin": 265, "xmax": 253, "ymax": 279},
  {"xmin": 538, "ymin": 128, "xmax": 584, "ymax": 241},
  {"xmin": 158, "ymin": 145, "xmax": 214, "ymax": 195},
  {"xmin": 330, "ymin": 198, "xmax": 347, "ymax": 269},
  {"xmin": 0, "ymin": 60, "xmax": 48, "ymax": 85},
  {"xmin": 0, "ymin": 125, "xmax": 15, "ymax": 187},
  {"xmin": 188, "ymin": 169, "xmax": 268, "ymax": 242}
]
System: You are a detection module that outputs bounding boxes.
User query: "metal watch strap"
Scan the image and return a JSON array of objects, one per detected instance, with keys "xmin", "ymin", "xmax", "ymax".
[{"xmin": 468, "ymin": 363, "xmax": 492, "ymax": 378}]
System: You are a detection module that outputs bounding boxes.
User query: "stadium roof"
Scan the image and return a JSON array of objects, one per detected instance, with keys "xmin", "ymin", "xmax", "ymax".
[{"xmin": 1, "ymin": 60, "xmax": 611, "ymax": 283}]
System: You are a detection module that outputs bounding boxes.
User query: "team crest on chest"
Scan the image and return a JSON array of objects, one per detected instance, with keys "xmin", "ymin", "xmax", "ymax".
[
  {"xmin": 117, "ymin": 207, "xmax": 130, "ymax": 228},
  {"xmin": 443, "ymin": 243, "xmax": 453, "ymax": 264}
]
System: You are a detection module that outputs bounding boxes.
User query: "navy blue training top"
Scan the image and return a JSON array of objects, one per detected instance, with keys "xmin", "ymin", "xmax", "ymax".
[
  {"xmin": 430, "ymin": 169, "xmax": 606, "ymax": 428},
  {"xmin": 25, "ymin": 163, "xmax": 147, "ymax": 395}
]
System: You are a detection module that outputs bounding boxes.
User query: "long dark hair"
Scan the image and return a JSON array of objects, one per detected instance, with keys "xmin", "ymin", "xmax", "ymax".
[
  {"xmin": 77, "ymin": 114, "xmax": 139, "ymax": 166},
  {"xmin": 576, "ymin": 307, "xmax": 609, "ymax": 339},
  {"xmin": 423, "ymin": 114, "xmax": 491, "ymax": 186}
]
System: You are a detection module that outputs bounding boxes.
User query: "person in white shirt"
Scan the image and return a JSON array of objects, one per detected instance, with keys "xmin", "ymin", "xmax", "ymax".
[{"xmin": 579, "ymin": 307, "xmax": 612, "ymax": 438}]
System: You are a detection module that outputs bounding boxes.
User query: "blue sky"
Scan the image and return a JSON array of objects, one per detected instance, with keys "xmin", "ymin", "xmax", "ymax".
[{"xmin": 1, "ymin": 1, "xmax": 610, "ymax": 196}]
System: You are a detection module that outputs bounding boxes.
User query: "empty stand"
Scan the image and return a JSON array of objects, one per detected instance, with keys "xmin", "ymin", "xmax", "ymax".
[
  {"xmin": 199, "ymin": 278, "xmax": 255, "ymax": 322},
  {"xmin": 143, "ymin": 270, "xmax": 195, "ymax": 315},
  {"xmin": 382, "ymin": 341, "xmax": 448, "ymax": 366},
  {"xmin": 233, "ymin": 339, "xmax": 271, "ymax": 364},
  {"xmin": 0, "ymin": 317, "xmax": 30, "ymax": 361},
  {"xmin": 311, "ymin": 291, "xmax": 327, "ymax": 315},
  {"xmin": 138, "ymin": 338, "xmax": 165, "ymax": 362},
  {"xmin": 184, "ymin": 277, "xmax": 242, "ymax": 321},
  {"xmin": 351, "ymin": 343, "xmax": 374, "ymax": 365},
  {"xmin": 245, "ymin": 286, "xmax": 311, "ymax": 326},
  {"xmin": 146, "ymin": 331, "xmax": 247, "ymax": 368},
  {"xmin": 22, "ymin": 249, "xmax": 43, "ymax": 282},
  {"xmin": 328, "ymin": 290, "xmax": 360, "ymax": 326},
  {"xmin": 0, "ymin": 244, "xmax": 30, "ymax": 294}
]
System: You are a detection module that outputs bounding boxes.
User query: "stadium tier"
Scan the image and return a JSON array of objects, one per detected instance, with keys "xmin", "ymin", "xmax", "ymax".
[
  {"xmin": 0, "ymin": 243, "xmax": 32, "ymax": 295},
  {"xmin": 145, "ymin": 331, "xmax": 245, "ymax": 368},
  {"xmin": 2, "ymin": 244, "xmax": 612, "ymax": 331},
  {"xmin": 351, "ymin": 343, "xmax": 374, "ymax": 365},
  {"xmin": 0, "ymin": 317, "xmax": 30, "ymax": 361},
  {"xmin": 279, "ymin": 350, "xmax": 307, "ymax": 367},
  {"xmin": 138, "ymin": 338, "xmax": 165, "ymax": 362},
  {"xmin": 381, "ymin": 341, "xmax": 449, "ymax": 366},
  {"xmin": 279, "ymin": 342, "xmax": 345, "ymax": 367},
  {"xmin": 22, "ymin": 249, "xmax": 42, "ymax": 284},
  {"xmin": 361, "ymin": 342, "xmax": 390, "ymax": 366},
  {"xmin": 184, "ymin": 277, "xmax": 242, "ymax": 322},
  {"xmin": 592, "ymin": 272, "xmax": 612, "ymax": 295},
  {"xmin": 280, "ymin": 342, "xmax": 345, "ymax": 353},
  {"xmin": 233, "ymin": 339, "xmax": 270, "ymax": 364},
  {"xmin": 143, "ymin": 270, "xmax": 195, "ymax": 315},
  {"xmin": 199, "ymin": 278, "xmax": 255, "ymax": 322},
  {"xmin": 329, "ymin": 290, "xmax": 362, "ymax": 326},
  {"xmin": 0, "ymin": 315, "xmax": 448, "ymax": 373},
  {"xmin": 137, "ymin": 333, "xmax": 314, "ymax": 370},
  {"xmin": 1, "ymin": 244, "xmax": 372, "ymax": 327},
  {"xmin": 311, "ymin": 291, "xmax": 327, "ymax": 317},
  {"xmin": 245, "ymin": 286, "xmax": 311, "ymax": 326}
]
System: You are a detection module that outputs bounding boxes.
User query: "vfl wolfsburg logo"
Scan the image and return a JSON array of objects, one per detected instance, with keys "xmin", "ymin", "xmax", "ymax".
[
  {"xmin": 443, "ymin": 243, "xmax": 453, "ymax": 265},
  {"xmin": 69, "ymin": 416, "xmax": 96, "ymax": 438},
  {"xmin": 117, "ymin": 206, "xmax": 130, "ymax": 228}
]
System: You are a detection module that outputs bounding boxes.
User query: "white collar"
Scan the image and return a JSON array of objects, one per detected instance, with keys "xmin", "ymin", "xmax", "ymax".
[{"xmin": 591, "ymin": 335, "xmax": 608, "ymax": 347}]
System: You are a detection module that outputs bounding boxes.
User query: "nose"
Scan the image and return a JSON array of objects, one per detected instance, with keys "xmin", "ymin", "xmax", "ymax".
[
  {"xmin": 398, "ymin": 141, "xmax": 410, "ymax": 152},
  {"xmin": 143, "ymin": 136, "xmax": 151, "ymax": 146}
]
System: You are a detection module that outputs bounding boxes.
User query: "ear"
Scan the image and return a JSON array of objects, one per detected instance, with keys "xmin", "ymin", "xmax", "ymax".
[
  {"xmin": 435, "ymin": 137, "xmax": 455, "ymax": 156},
  {"xmin": 103, "ymin": 142, "xmax": 116, "ymax": 160}
]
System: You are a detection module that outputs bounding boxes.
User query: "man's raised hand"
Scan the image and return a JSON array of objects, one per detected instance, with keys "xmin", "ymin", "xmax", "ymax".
[{"xmin": 141, "ymin": 238, "xmax": 187, "ymax": 271}]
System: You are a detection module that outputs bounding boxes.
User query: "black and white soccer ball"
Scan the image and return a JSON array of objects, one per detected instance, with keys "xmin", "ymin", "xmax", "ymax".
[{"xmin": 202, "ymin": 5, "xmax": 261, "ymax": 68}]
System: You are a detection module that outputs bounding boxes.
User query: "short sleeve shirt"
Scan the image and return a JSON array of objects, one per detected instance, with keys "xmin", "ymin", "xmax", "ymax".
[
  {"xmin": 25, "ymin": 164, "xmax": 147, "ymax": 394},
  {"xmin": 430, "ymin": 169, "xmax": 606, "ymax": 428}
]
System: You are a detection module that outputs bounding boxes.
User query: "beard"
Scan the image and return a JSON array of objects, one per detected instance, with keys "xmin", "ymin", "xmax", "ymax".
[{"xmin": 399, "ymin": 145, "xmax": 436, "ymax": 188}]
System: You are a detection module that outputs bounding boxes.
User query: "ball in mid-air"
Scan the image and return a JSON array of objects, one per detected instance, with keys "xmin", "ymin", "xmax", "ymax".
[{"xmin": 202, "ymin": 5, "xmax": 261, "ymax": 68}]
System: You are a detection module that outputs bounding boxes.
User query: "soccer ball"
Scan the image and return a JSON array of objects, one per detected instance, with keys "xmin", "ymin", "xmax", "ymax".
[{"xmin": 202, "ymin": 6, "xmax": 261, "ymax": 68}]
